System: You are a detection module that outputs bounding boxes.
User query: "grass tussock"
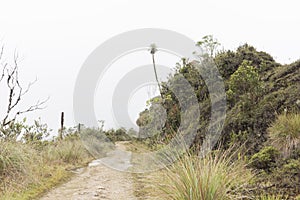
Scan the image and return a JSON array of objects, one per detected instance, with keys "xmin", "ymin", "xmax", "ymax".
[
  {"xmin": 0, "ymin": 141, "xmax": 40, "ymax": 194},
  {"xmin": 268, "ymin": 113, "xmax": 300, "ymax": 157},
  {"xmin": 0, "ymin": 137, "xmax": 93, "ymax": 199},
  {"xmin": 161, "ymin": 148, "xmax": 253, "ymax": 200},
  {"xmin": 44, "ymin": 139, "xmax": 92, "ymax": 165}
]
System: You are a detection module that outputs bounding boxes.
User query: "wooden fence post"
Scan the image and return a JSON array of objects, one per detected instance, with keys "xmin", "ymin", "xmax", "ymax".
[
  {"xmin": 78, "ymin": 123, "xmax": 81, "ymax": 133},
  {"xmin": 59, "ymin": 112, "xmax": 64, "ymax": 140}
]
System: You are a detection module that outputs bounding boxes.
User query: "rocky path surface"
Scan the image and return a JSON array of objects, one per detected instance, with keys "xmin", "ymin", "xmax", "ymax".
[{"xmin": 40, "ymin": 142, "xmax": 137, "ymax": 200}]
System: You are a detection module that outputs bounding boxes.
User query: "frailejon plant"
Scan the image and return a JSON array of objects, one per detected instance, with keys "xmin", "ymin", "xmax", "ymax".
[{"xmin": 149, "ymin": 43, "xmax": 163, "ymax": 98}]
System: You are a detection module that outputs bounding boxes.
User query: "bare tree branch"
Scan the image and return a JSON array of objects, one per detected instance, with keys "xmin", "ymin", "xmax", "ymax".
[
  {"xmin": 3, "ymin": 97, "xmax": 50, "ymax": 127},
  {"xmin": 21, "ymin": 77, "xmax": 37, "ymax": 96},
  {"xmin": 0, "ymin": 46, "xmax": 49, "ymax": 130}
]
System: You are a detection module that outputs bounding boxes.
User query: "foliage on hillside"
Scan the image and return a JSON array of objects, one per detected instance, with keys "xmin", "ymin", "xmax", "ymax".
[{"xmin": 136, "ymin": 43, "xmax": 300, "ymax": 198}]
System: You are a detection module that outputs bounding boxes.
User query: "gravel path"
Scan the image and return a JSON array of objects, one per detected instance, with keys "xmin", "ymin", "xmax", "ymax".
[{"xmin": 40, "ymin": 142, "xmax": 137, "ymax": 200}]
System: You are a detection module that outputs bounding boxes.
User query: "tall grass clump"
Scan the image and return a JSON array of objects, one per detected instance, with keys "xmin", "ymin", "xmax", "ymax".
[
  {"xmin": 0, "ymin": 141, "xmax": 41, "ymax": 194},
  {"xmin": 161, "ymin": 148, "xmax": 253, "ymax": 200},
  {"xmin": 44, "ymin": 139, "xmax": 91, "ymax": 165},
  {"xmin": 268, "ymin": 113, "xmax": 300, "ymax": 157},
  {"xmin": 0, "ymin": 135, "xmax": 93, "ymax": 199}
]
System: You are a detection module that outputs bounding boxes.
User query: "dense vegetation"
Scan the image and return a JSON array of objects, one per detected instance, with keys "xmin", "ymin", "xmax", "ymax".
[
  {"xmin": 0, "ymin": 38, "xmax": 299, "ymax": 199},
  {"xmin": 137, "ymin": 40, "xmax": 300, "ymax": 199}
]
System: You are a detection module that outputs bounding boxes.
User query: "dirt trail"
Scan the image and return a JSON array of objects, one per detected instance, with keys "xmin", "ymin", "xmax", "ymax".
[{"xmin": 40, "ymin": 142, "xmax": 137, "ymax": 200}]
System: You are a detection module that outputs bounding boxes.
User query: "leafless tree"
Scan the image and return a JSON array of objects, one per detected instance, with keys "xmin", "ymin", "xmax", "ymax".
[{"xmin": 0, "ymin": 45, "xmax": 48, "ymax": 131}]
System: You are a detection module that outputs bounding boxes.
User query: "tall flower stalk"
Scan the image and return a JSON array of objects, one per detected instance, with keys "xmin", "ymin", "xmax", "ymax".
[{"xmin": 149, "ymin": 44, "xmax": 163, "ymax": 98}]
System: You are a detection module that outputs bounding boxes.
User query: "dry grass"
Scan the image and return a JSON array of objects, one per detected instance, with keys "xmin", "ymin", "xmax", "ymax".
[
  {"xmin": 0, "ymin": 138, "xmax": 93, "ymax": 199},
  {"xmin": 43, "ymin": 139, "xmax": 92, "ymax": 165},
  {"xmin": 268, "ymin": 113, "xmax": 300, "ymax": 157},
  {"xmin": 0, "ymin": 141, "xmax": 40, "ymax": 194}
]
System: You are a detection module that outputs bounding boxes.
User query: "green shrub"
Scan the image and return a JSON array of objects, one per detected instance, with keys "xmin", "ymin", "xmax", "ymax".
[
  {"xmin": 250, "ymin": 146, "xmax": 279, "ymax": 171},
  {"xmin": 258, "ymin": 194, "xmax": 287, "ymax": 200},
  {"xmin": 228, "ymin": 60, "xmax": 263, "ymax": 104},
  {"xmin": 282, "ymin": 159, "xmax": 300, "ymax": 174},
  {"xmin": 105, "ymin": 128, "xmax": 132, "ymax": 142},
  {"xmin": 271, "ymin": 158, "xmax": 300, "ymax": 195}
]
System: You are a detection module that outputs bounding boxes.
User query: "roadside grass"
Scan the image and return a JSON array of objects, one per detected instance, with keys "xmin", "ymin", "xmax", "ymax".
[
  {"xmin": 133, "ymin": 170, "xmax": 167, "ymax": 200},
  {"xmin": 0, "ymin": 137, "xmax": 93, "ymax": 200},
  {"xmin": 125, "ymin": 140, "xmax": 167, "ymax": 199},
  {"xmin": 44, "ymin": 139, "xmax": 92, "ymax": 166},
  {"xmin": 128, "ymin": 140, "xmax": 300, "ymax": 200},
  {"xmin": 1, "ymin": 165, "xmax": 70, "ymax": 200},
  {"xmin": 128, "ymin": 140, "xmax": 254, "ymax": 200},
  {"xmin": 160, "ymin": 148, "xmax": 253, "ymax": 200},
  {"xmin": 125, "ymin": 140, "xmax": 153, "ymax": 154},
  {"xmin": 156, "ymin": 141, "xmax": 298, "ymax": 200}
]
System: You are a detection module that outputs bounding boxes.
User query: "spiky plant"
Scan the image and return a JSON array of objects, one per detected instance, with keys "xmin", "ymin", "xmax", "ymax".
[{"xmin": 268, "ymin": 113, "xmax": 300, "ymax": 157}]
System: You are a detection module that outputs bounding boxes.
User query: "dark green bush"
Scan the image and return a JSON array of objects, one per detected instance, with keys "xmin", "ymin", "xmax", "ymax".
[{"xmin": 250, "ymin": 146, "xmax": 279, "ymax": 171}]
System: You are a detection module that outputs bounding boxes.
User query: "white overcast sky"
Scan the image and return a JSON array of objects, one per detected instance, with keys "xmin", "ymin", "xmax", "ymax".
[{"xmin": 0, "ymin": 0, "xmax": 299, "ymax": 134}]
